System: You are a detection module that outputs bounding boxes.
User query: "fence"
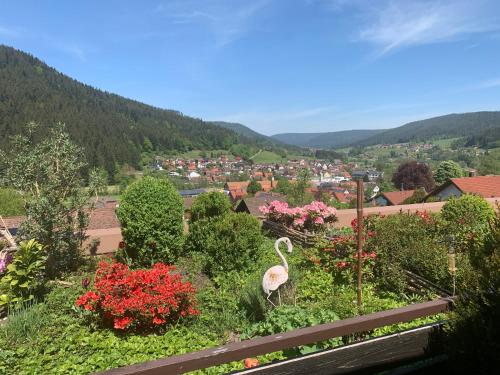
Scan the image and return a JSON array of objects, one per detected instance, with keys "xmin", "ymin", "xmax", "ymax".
[
  {"xmin": 96, "ymin": 298, "xmax": 452, "ymax": 375},
  {"xmin": 262, "ymin": 220, "xmax": 330, "ymax": 247}
]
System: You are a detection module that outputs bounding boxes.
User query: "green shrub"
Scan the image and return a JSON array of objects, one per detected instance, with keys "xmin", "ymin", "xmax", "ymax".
[
  {"xmin": 117, "ymin": 176, "xmax": 184, "ymax": 266},
  {"xmin": 371, "ymin": 212, "xmax": 449, "ymax": 293},
  {"xmin": 402, "ymin": 187, "xmax": 427, "ymax": 204},
  {"xmin": 296, "ymin": 269, "xmax": 334, "ymax": 306},
  {"xmin": 189, "ymin": 191, "xmax": 231, "ymax": 224},
  {"xmin": 443, "ymin": 207, "xmax": 500, "ymax": 374},
  {"xmin": 246, "ymin": 180, "xmax": 262, "ymax": 196},
  {"xmin": 186, "ymin": 212, "xmax": 265, "ymax": 276},
  {"xmin": 434, "ymin": 160, "xmax": 463, "ymax": 185},
  {"xmin": 0, "ymin": 188, "xmax": 25, "ymax": 216},
  {"xmin": 441, "ymin": 194, "xmax": 495, "ymax": 253},
  {"xmin": 1, "ymin": 124, "xmax": 103, "ymax": 278},
  {"xmin": 0, "ymin": 240, "xmax": 46, "ymax": 312}
]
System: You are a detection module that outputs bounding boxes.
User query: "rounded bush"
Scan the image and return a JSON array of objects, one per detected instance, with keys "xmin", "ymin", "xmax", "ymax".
[
  {"xmin": 441, "ymin": 194, "xmax": 495, "ymax": 253},
  {"xmin": 117, "ymin": 176, "xmax": 184, "ymax": 265},
  {"xmin": 186, "ymin": 212, "xmax": 265, "ymax": 276},
  {"xmin": 189, "ymin": 191, "xmax": 231, "ymax": 223}
]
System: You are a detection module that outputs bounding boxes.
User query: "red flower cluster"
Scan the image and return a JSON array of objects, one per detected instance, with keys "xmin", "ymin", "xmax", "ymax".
[
  {"xmin": 415, "ymin": 210, "xmax": 431, "ymax": 223},
  {"xmin": 75, "ymin": 261, "xmax": 199, "ymax": 331}
]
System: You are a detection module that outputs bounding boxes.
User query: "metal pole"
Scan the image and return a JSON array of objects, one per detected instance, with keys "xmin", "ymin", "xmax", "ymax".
[{"xmin": 356, "ymin": 178, "xmax": 364, "ymax": 310}]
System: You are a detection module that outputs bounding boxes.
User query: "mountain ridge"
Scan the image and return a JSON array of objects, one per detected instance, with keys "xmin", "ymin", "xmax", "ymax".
[
  {"xmin": 271, "ymin": 129, "xmax": 386, "ymax": 148},
  {"xmin": 271, "ymin": 111, "xmax": 500, "ymax": 149},
  {"xmin": 354, "ymin": 111, "xmax": 500, "ymax": 147}
]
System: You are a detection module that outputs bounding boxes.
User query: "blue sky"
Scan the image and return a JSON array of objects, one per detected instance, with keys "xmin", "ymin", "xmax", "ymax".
[{"xmin": 1, "ymin": 0, "xmax": 500, "ymax": 135}]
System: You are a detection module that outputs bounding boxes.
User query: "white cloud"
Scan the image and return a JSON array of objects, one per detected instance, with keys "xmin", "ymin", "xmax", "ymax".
[
  {"xmin": 332, "ymin": 0, "xmax": 500, "ymax": 57},
  {"xmin": 155, "ymin": 0, "xmax": 270, "ymax": 47},
  {"xmin": 473, "ymin": 77, "xmax": 500, "ymax": 90}
]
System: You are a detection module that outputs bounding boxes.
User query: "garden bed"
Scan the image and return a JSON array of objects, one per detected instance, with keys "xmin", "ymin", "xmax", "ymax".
[{"xmin": 0, "ymin": 237, "xmax": 447, "ymax": 375}]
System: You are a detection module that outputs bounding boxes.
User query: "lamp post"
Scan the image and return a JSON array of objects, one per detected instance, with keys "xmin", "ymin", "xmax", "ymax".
[{"xmin": 356, "ymin": 178, "xmax": 364, "ymax": 309}]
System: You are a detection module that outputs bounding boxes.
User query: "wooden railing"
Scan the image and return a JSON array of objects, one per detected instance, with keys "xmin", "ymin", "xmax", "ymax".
[{"xmin": 96, "ymin": 298, "xmax": 452, "ymax": 375}]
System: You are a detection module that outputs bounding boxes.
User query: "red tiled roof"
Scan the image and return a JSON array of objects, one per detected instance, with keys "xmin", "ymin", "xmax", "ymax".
[
  {"xmin": 382, "ymin": 190, "xmax": 415, "ymax": 205},
  {"xmin": 1, "ymin": 216, "xmax": 24, "ymax": 229},
  {"xmin": 1, "ymin": 200, "xmax": 120, "ymax": 231},
  {"xmin": 450, "ymin": 175, "xmax": 500, "ymax": 198},
  {"xmin": 87, "ymin": 201, "xmax": 120, "ymax": 230},
  {"xmin": 332, "ymin": 192, "xmax": 351, "ymax": 203},
  {"xmin": 225, "ymin": 181, "xmax": 249, "ymax": 191},
  {"xmin": 258, "ymin": 180, "xmax": 273, "ymax": 192},
  {"xmin": 229, "ymin": 189, "xmax": 246, "ymax": 201}
]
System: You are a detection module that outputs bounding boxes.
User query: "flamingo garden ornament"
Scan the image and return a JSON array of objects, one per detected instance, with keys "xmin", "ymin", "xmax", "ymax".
[{"xmin": 262, "ymin": 237, "xmax": 293, "ymax": 307}]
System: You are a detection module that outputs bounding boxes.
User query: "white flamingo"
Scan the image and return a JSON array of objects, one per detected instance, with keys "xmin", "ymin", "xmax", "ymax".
[{"xmin": 262, "ymin": 237, "xmax": 293, "ymax": 307}]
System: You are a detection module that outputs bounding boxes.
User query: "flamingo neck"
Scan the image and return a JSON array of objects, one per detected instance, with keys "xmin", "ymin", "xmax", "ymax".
[{"xmin": 275, "ymin": 239, "xmax": 288, "ymax": 271}]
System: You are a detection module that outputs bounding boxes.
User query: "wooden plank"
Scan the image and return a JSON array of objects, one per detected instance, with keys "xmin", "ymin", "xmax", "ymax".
[
  {"xmin": 95, "ymin": 299, "xmax": 451, "ymax": 375},
  {"xmin": 235, "ymin": 324, "xmax": 441, "ymax": 375}
]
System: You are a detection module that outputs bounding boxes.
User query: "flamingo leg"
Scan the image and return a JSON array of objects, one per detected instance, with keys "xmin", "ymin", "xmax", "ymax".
[
  {"xmin": 267, "ymin": 292, "xmax": 276, "ymax": 307},
  {"xmin": 278, "ymin": 288, "xmax": 282, "ymax": 306}
]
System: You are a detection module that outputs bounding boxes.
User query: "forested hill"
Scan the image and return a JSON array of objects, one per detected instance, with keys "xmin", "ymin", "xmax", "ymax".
[
  {"xmin": 271, "ymin": 129, "xmax": 386, "ymax": 148},
  {"xmin": 211, "ymin": 121, "xmax": 280, "ymax": 145},
  {"xmin": 0, "ymin": 45, "xmax": 272, "ymax": 176},
  {"xmin": 354, "ymin": 112, "xmax": 500, "ymax": 146}
]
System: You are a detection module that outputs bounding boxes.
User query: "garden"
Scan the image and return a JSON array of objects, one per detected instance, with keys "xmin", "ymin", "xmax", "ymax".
[{"xmin": 1, "ymin": 126, "xmax": 499, "ymax": 374}]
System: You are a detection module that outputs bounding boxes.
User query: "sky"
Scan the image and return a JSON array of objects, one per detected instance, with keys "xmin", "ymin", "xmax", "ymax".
[{"xmin": 1, "ymin": 0, "xmax": 500, "ymax": 135}]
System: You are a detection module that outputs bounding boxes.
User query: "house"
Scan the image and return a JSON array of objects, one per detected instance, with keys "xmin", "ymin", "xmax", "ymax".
[
  {"xmin": 351, "ymin": 170, "xmax": 383, "ymax": 181},
  {"xmin": 224, "ymin": 179, "xmax": 277, "ymax": 201},
  {"xmin": 370, "ymin": 190, "xmax": 416, "ymax": 206},
  {"xmin": 179, "ymin": 188, "xmax": 209, "ymax": 197},
  {"xmin": 258, "ymin": 179, "xmax": 278, "ymax": 192},
  {"xmin": 188, "ymin": 171, "xmax": 201, "ymax": 180},
  {"xmin": 332, "ymin": 191, "xmax": 353, "ymax": 204},
  {"xmin": 234, "ymin": 193, "xmax": 287, "ymax": 218},
  {"xmin": 426, "ymin": 175, "xmax": 500, "ymax": 201},
  {"xmin": 224, "ymin": 181, "xmax": 249, "ymax": 192}
]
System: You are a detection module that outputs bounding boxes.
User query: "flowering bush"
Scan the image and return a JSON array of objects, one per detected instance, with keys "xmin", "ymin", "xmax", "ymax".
[
  {"xmin": 0, "ymin": 252, "xmax": 13, "ymax": 274},
  {"xmin": 75, "ymin": 261, "xmax": 199, "ymax": 331},
  {"xmin": 318, "ymin": 217, "xmax": 377, "ymax": 284},
  {"xmin": 259, "ymin": 200, "xmax": 337, "ymax": 232},
  {"xmin": 369, "ymin": 210, "xmax": 451, "ymax": 293}
]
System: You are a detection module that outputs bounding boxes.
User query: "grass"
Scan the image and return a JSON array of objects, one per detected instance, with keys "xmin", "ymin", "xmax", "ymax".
[
  {"xmin": 251, "ymin": 150, "xmax": 286, "ymax": 163},
  {"xmin": 432, "ymin": 137, "xmax": 461, "ymax": 148}
]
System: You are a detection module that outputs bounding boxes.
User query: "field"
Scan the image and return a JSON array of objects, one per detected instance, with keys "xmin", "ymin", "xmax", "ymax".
[
  {"xmin": 251, "ymin": 150, "xmax": 286, "ymax": 163},
  {"xmin": 431, "ymin": 138, "xmax": 461, "ymax": 148}
]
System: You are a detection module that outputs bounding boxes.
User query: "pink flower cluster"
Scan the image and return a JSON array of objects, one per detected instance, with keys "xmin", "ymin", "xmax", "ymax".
[{"xmin": 260, "ymin": 200, "xmax": 337, "ymax": 232}]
